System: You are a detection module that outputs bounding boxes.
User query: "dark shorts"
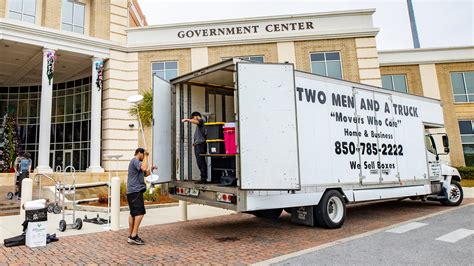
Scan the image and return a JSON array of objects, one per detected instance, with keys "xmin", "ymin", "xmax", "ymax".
[{"xmin": 127, "ymin": 192, "xmax": 146, "ymax": 217}]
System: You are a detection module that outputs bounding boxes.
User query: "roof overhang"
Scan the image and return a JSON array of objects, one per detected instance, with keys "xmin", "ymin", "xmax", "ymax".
[{"xmin": 378, "ymin": 46, "xmax": 474, "ymax": 66}]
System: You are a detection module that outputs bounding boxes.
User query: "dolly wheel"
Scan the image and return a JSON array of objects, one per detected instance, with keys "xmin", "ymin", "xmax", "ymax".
[
  {"xmin": 47, "ymin": 204, "xmax": 54, "ymax": 213},
  {"xmin": 59, "ymin": 220, "xmax": 67, "ymax": 232},
  {"xmin": 75, "ymin": 218, "xmax": 83, "ymax": 230},
  {"xmin": 53, "ymin": 204, "xmax": 61, "ymax": 214},
  {"xmin": 6, "ymin": 192, "xmax": 14, "ymax": 200}
]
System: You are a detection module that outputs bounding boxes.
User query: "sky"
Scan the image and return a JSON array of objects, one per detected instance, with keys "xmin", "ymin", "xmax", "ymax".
[{"xmin": 138, "ymin": 0, "xmax": 474, "ymax": 50}]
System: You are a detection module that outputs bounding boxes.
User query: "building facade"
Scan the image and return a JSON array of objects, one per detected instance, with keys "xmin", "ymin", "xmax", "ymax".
[{"xmin": 0, "ymin": 1, "xmax": 473, "ymax": 174}]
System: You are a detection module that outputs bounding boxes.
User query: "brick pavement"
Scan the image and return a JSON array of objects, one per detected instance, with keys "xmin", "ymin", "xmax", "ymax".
[{"xmin": 1, "ymin": 198, "xmax": 472, "ymax": 265}]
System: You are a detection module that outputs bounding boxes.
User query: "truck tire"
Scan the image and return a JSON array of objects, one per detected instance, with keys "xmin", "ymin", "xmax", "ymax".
[
  {"xmin": 314, "ymin": 190, "xmax": 346, "ymax": 229},
  {"xmin": 441, "ymin": 181, "xmax": 463, "ymax": 206},
  {"xmin": 251, "ymin": 209, "xmax": 283, "ymax": 219}
]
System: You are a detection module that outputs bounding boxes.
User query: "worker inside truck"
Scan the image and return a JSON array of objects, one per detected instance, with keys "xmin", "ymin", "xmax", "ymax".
[{"xmin": 182, "ymin": 111, "xmax": 208, "ymax": 184}]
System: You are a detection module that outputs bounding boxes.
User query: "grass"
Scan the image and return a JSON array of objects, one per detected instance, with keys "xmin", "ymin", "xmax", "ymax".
[{"xmin": 461, "ymin": 179, "xmax": 474, "ymax": 187}]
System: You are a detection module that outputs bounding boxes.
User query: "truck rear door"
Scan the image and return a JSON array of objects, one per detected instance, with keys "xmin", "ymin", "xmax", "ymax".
[
  {"xmin": 237, "ymin": 63, "xmax": 300, "ymax": 190},
  {"xmin": 151, "ymin": 75, "xmax": 172, "ymax": 183},
  {"xmin": 354, "ymin": 89, "xmax": 399, "ymax": 185}
]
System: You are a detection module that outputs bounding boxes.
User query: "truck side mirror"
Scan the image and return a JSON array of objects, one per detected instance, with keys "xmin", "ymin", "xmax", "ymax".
[{"xmin": 442, "ymin": 135, "xmax": 450, "ymax": 154}]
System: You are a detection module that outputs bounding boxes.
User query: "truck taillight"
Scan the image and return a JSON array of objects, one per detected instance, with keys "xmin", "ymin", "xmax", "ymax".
[
  {"xmin": 176, "ymin": 187, "xmax": 186, "ymax": 195},
  {"xmin": 216, "ymin": 192, "xmax": 236, "ymax": 204}
]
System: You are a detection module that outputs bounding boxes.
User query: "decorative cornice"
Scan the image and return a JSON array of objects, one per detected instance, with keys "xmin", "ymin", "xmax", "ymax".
[
  {"xmin": 0, "ymin": 19, "xmax": 121, "ymax": 57},
  {"xmin": 126, "ymin": 8, "xmax": 376, "ymax": 31},
  {"xmin": 378, "ymin": 46, "xmax": 474, "ymax": 66},
  {"xmin": 125, "ymin": 29, "xmax": 380, "ymax": 52}
]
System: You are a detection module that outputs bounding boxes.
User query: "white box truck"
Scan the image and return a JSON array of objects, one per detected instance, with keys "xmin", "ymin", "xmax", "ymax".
[{"xmin": 151, "ymin": 58, "xmax": 463, "ymax": 228}]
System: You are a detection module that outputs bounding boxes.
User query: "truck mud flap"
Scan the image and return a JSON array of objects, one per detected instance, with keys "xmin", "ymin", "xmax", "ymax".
[{"xmin": 291, "ymin": 206, "xmax": 315, "ymax": 226}]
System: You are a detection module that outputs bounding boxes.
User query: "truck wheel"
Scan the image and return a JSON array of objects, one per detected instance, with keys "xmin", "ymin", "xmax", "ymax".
[
  {"xmin": 314, "ymin": 190, "xmax": 346, "ymax": 229},
  {"xmin": 441, "ymin": 181, "xmax": 463, "ymax": 206},
  {"xmin": 251, "ymin": 209, "xmax": 283, "ymax": 219}
]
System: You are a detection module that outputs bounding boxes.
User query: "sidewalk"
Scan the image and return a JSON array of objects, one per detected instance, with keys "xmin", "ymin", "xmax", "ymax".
[
  {"xmin": 0, "ymin": 204, "xmax": 235, "ymax": 242},
  {"xmin": 1, "ymin": 199, "xmax": 472, "ymax": 265}
]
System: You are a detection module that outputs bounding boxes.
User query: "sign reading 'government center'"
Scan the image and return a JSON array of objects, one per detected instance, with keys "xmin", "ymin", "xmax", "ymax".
[{"xmin": 177, "ymin": 21, "xmax": 315, "ymax": 39}]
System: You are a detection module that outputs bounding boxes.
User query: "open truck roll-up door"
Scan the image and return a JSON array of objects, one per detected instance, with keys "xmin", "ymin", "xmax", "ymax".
[
  {"xmin": 152, "ymin": 75, "xmax": 172, "ymax": 183},
  {"xmin": 237, "ymin": 62, "xmax": 301, "ymax": 190}
]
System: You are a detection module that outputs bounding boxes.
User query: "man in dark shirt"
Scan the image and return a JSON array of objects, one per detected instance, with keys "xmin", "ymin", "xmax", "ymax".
[
  {"xmin": 182, "ymin": 111, "xmax": 208, "ymax": 183},
  {"xmin": 127, "ymin": 148, "xmax": 154, "ymax": 245}
]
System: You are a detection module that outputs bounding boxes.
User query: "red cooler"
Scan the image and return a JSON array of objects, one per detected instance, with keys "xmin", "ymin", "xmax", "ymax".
[{"xmin": 223, "ymin": 124, "xmax": 237, "ymax": 154}]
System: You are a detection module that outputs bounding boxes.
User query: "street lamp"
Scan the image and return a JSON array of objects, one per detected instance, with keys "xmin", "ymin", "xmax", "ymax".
[{"xmin": 127, "ymin": 94, "xmax": 147, "ymax": 149}]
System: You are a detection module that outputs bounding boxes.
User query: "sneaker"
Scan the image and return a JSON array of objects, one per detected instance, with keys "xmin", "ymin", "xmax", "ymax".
[{"xmin": 128, "ymin": 235, "xmax": 144, "ymax": 245}]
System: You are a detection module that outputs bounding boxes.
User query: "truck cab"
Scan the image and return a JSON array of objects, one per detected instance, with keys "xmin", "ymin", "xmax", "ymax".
[{"xmin": 425, "ymin": 132, "xmax": 463, "ymax": 205}]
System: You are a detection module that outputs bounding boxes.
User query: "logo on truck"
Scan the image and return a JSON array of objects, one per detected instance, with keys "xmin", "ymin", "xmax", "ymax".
[{"xmin": 296, "ymin": 86, "xmax": 421, "ymax": 180}]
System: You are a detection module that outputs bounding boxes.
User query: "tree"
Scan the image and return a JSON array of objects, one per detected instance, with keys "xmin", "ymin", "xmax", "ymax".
[
  {"xmin": 128, "ymin": 90, "xmax": 153, "ymax": 127},
  {"xmin": 0, "ymin": 111, "xmax": 22, "ymax": 173}
]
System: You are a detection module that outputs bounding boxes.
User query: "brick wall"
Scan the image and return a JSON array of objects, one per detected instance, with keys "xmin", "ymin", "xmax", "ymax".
[
  {"xmin": 41, "ymin": 0, "xmax": 61, "ymax": 29},
  {"xmin": 436, "ymin": 62, "xmax": 474, "ymax": 166},
  {"xmin": 294, "ymin": 38, "xmax": 360, "ymax": 82},
  {"xmin": 380, "ymin": 65, "xmax": 423, "ymax": 96},
  {"xmin": 0, "ymin": 0, "xmax": 6, "ymax": 18},
  {"xmin": 207, "ymin": 43, "xmax": 278, "ymax": 64}
]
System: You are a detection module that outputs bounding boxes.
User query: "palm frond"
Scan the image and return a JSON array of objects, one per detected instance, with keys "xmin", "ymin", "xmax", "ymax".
[{"xmin": 129, "ymin": 90, "xmax": 153, "ymax": 127}]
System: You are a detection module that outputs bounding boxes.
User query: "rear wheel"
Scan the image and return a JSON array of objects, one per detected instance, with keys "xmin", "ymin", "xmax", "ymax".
[
  {"xmin": 251, "ymin": 209, "xmax": 283, "ymax": 219},
  {"xmin": 441, "ymin": 181, "xmax": 463, "ymax": 206},
  {"xmin": 314, "ymin": 190, "xmax": 346, "ymax": 229}
]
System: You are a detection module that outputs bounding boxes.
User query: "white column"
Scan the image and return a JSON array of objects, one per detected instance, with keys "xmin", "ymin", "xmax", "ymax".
[
  {"xmin": 87, "ymin": 57, "xmax": 105, "ymax": 172},
  {"xmin": 36, "ymin": 48, "xmax": 55, "ymax": 173}
]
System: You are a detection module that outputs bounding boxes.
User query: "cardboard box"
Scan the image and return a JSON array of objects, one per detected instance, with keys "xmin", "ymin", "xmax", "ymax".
[{"xmin": 25, "ymin": 221, "xmax": 47, "ymax": 248}]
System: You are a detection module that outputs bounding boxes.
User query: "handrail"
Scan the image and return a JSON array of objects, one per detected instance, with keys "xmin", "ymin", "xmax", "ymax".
[{"xmin": 34, "ymin": 173, "xmax": 58, "ymax": 199}]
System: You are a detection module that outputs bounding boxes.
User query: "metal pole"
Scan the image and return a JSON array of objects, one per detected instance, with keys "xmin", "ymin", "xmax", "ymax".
[
  {"xmin": 137, "ymin": 106, "xmax": 147, "ymax": 150},
  {"xmin": 407, "ymin": 0, "xmax": 421, "ymax": 48}
]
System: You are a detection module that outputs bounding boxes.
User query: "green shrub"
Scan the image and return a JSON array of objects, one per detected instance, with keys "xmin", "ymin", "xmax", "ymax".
[
  {"xmin": 120, "ymin": 182, "xmax": 127, "ymax": 202},
  {"xmin": 143, "ymin": 186, "xmax": 161, "ymax": 202},
  {"xmin": 455, "ymin": 167, "xmax": 474, "ymax": 180}
]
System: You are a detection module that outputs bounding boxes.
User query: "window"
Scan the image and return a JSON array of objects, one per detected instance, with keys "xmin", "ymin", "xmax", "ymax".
[
  {"xmin": 451, "ymin": 71, "xmax": 474, "ymax": 103},
  {"xmin": 310, "ymin": 52, "xmax": 342, "ymax": 79},
  {"xmin": 61, "ymin": 0, "xmax": 85, "ymax": 34},
  {"xmin": 381, "ymin": 74, "xmax": 408, "ymax": 93},
  {"xmin": 222, "ymin": 56, "xmax": 264, "ymax": 63},
  {"xmin": 0, "ymin": 77, "xmax": 92, "ymax": 171},
  {"xmin": 9, "ymin": 0, "xmax": 36, "ymax": 23},
  {"xmin": 152, "ymin": 61, "xmax": 178, "ymax": 81},
  {"xmin": 459, "ymin": 120, "xmax": 474, "ymax": 166}
]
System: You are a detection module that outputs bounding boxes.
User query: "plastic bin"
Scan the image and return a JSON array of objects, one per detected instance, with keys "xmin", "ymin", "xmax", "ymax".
[
  {"xmin": 205, "ymin": 122, "xmax": 225, "ymax": 139},
  {"xmin": 207, "ymin": 140, "xmax": 225, "ymax": 154},
  {"xmin": 223, "ymin": 127, "xmax": 237, "ymax": 154}
]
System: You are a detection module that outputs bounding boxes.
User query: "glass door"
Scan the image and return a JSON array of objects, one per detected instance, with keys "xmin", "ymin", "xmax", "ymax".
[{"xmin": 64, "ymin": 150, "xmax": 73, "ymax": 170}]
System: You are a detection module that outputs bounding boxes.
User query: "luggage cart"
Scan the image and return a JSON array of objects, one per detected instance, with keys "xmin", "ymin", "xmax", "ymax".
[
  {"xmin": 5, "ymin": 165, "xmax": 20, "ymax": 200},
  {"xmin": 58, "ymin": 166, "xmax": 82, "ymax": 232},
  {"xmin": 34, "ymin": 172, "xmax": 62, "ymax": 214}
]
